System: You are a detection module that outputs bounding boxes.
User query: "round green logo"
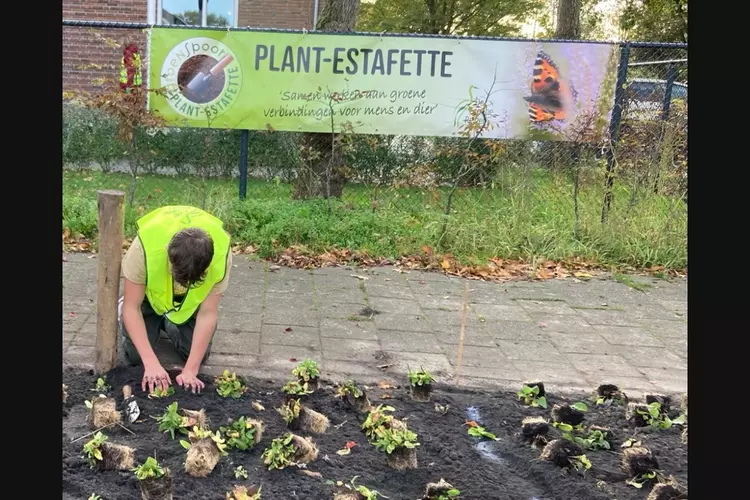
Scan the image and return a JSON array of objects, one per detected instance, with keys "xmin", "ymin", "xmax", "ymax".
[{"xmin": 160, "ymin": 37, "xmax": 242, "ymax": 122}]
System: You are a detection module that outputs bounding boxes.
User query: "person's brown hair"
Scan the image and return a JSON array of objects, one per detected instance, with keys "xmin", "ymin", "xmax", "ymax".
[{"xmin": 167, "ymin": 228, "xmax": 214, "ymax": 288}]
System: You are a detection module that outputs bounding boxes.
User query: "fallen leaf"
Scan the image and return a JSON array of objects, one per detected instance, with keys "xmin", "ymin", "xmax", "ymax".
[
  {"xmin": 336, "ymin": 448, "xmax": 351, "ymax": 456},
  {"xmin": 538, "ymin": 322, "xmax": 548, "ymax": 328},
  {"xmin": 378, "ymin": 381, "xmax": 395, "ymax": 389},
  {"xmin": 536, "ymin": 268, "xmax": 551, "ymax": 280},
  {"xmin": 289, "ymin": 358, "xmax": 297, "ymax": 362},
  {"xmin": 381, "ymin": 394, "xmax": 392, "ymax": 399},
  {"xmin": 419, "ymin": 280, "xmax": 426, "ymax": 285},
  {"xmin": 465, "ymin": 420, "xmax": 479, "ymax": 427},
  {"xmin": 269, "ymin": 265, "xmax": 281, "ymax": 272},
  {"xmin": 252, "ymin": 400, "xmax": 265, "ymax": 411},
  {"xmin": 285, "ymin": 327, "xmax": 292, "ymax": 332},
  {"xmin": 345, "ymin": 441, "xmax": 357, "ymax": 449},
  {"xmin": 69, "ymin": 312, "xmax": 77, "ymax": 317},
  {"xmin": 574, "ymin": 272, "xmax": 592, "ymax": 279},
  {"xmin": 350, "ymin": 274, "xmax": 369, "ymax": 280},
  {"xmin": 440, "ymin": 259, "xmax": 451, "ymax": 270}
]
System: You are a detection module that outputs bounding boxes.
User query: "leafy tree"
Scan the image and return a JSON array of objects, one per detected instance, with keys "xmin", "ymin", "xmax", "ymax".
[
  {"xmin": 177, "ymin": 10, "xmax": 230, "ymax": 27},
  {"xmin": 357, "ymin": 0, "xmax": 544, "ymax": 36},
  {"xmin": 620, "ymin": 0, "xmax": 687, "ymax": 43}
]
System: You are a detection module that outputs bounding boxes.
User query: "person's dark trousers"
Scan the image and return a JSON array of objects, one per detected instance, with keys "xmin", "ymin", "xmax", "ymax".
[{"xmin": 120, "ymin": 297, "xmax": 213, "ymax": 366}]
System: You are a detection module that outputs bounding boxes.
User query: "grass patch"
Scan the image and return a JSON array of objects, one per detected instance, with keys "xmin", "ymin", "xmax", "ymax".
[{"xmin": 62, "ymin": 169, "xmax": 687, "ymax": 270}]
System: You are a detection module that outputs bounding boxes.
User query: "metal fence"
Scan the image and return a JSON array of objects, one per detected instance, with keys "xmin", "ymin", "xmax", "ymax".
[{"xmin": 63, "ymin": 20, "xmax": 687, "ymax": 267}]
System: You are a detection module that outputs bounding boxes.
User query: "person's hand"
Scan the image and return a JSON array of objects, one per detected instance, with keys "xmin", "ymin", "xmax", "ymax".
[
  {"xmin": 142, "ymin": 362, "xmax": 171, "ymax": 393},
  {"xmin": 176, "ymin": 367, "xmax": 205, "ymax": 394}
]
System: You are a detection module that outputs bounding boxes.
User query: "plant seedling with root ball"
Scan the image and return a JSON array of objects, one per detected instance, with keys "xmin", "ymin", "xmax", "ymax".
[
  {"xmin": 83, "ymin": 431, "xmax": 136, "ymax": 471},
  {"xmin": 133, "ymin": 456, "xmax": 172, "ymax": 500},
  {"xmin": 464, "ymin": 420, "xmax": 498, "ymax": 441},
  {"xmin": 557, "ymin": 423, "xmax": 612, "ymax": 451},
  {"xmin": 86, "ymin": 394, "xmax": 122, "ymax": 428},
  {"xmin": 540, "ymin": 439, "xmax": 592, "ymax": 473},
  {"xmin": 261, "ymin": 433, "xmax": 319, "ymax": 470},
  {"xmin": 215, "ymin": 370, "xmax": 248, "ymax": 399},
  {"xmin": 226, "ymin": 485, "xmax": 262, "ymax": 499},
  {"xmin": 335, "ymin": 380, "xmax": 372, "ymax": 413},
  {"xmin": 647, "ymin": 481, "xmax": 688, "ymax": 500},
  {"xmin": 361, "ymin": 405, "xmax": 397, "ymax": 440},
  {"xmin": 277, "ymin": 398, "xmax": 330, "ymax": 434},
  {"xmin": 517, "ymin": 383, "xmax": 547, "ymax": 408},
  {"xmin": 621, "ymin": 446, "xmax": 660, "ymax": 486},
  {"xmin": 329, "ymin": 476, "xmax": 385, "ymax": 500},
  {"xmin": 234, "ymin": 465, "xmax": 248, "ymax": 479},
  {"xmin": 407, "ymin": 367, "xmax": 434, "ymax": 402},
  {"xmin": 148, "ymin": 386, "xmax": 175, "ymax": 399},
  {"xmin": 282, "ymin": 380, "xmax": 314, "ymax": 400},
  {"xmin": 155, "ymin": 402, "xmax": 195, "ymax": 439},
  {"xmin": 220, "ymin": 416, "xmax": 264, "ymax": 451},
  {"xmin": 521, "ymin": 416, "xmax": 550, "ymax": 447},
  {"xmin": 92, "ymin": 377, "xmax": 111, "ymax": 393},
  {"xmin": 371, "ymin": 426, "xmax": 420, "ymax": 470},
  {"xmin": 551, "ymin": 402, "xmax": 587, "ymax": 426},
  {"xmin": 292, "ymin": 359, "xmax": 321, "ymax": 390},
  {"xmin": 423, "ymin": 478, "xmax": 461, "ymax": 499},
  {"xmin": 180, "ymin": 426, "xmax": 228, "ymax": 477},
  {"xmin": 627, "ymin": 401, "xmax": 682, "ymax": 429},
  {"xmin": 593, "ymin": 384, "xmax": 626, "ymax": 406}
]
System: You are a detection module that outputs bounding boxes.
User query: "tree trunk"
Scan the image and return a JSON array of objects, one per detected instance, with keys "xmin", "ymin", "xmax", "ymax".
[
  {"xmin": 554, "ymin": 0, "xmax": 581, "ymax": 39},
  {"xmin": 293, "ymin": 0, "xmax": 360, "ymax": 199}
]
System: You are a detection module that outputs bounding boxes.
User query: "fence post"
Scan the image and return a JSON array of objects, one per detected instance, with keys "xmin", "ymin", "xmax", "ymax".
[
  {"xmin": 601, "ymin": 43, "xmax": 631, "ymax": 224},
  {"xmin": 239, "ymin": 129, "xmax": 249, "ymax": 200},
  {"xmin": 94, "ymin": 189, "xmax": 125, "ymax": 375},
  {"xmin": 661, "ymin": 63, "xmax": 678, "ymax": 121}
]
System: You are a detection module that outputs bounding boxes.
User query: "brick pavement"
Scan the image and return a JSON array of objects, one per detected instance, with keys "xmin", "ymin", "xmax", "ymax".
[{"xmin": 63, "ymin": 253, "xmax": 687, "ymax": 396}]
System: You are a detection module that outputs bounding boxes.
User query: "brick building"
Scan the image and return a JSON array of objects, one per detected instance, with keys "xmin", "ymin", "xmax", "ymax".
[{"xmin": 63, "ymin": 0, "xmax": 322, "ymax": 93}]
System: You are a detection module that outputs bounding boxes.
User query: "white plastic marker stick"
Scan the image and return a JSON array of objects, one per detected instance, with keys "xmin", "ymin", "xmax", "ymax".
[
  {"xmin": 122, "ymin": 384, "xmax": 141, "ymax": 423},
  {"xmin": 184, "ymin": 54, "xmax": 234, "ymax": 99},
  {"xmin": 455, "ymin": 282, "xmax": 469, "ymax": 386}
]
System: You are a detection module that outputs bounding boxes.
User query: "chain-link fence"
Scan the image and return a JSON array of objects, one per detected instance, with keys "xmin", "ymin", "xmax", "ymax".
[{"xmin": 62, "ymin": 21, "xmax": 687, "ymax": 269}]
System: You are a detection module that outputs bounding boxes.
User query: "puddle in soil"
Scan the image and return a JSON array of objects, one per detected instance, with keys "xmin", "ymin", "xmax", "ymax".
[{"xmin": 465, "ymin": 406, "xmax": 507, "ymax": 465}]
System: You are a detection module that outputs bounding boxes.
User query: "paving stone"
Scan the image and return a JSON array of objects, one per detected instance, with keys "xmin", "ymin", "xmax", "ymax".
[
  {"xmin": 320, "ymin": 317, "xmax": 379, "ymax": 341},
  {"xmin": 218, "ymin": 313, "xmax": 262, "ymax": 333},
  {"xmin": 658, "ymin": 300, "xmax": 687, "ymax": 316},
  {"xmin": 607, "ymin": 345, "xmax": 686, "ymax": 370},
  {"xmin": 321, "ymin": 338, "xmax": 382, "ymax": 363},
  {"xmin": 527, "ymin": 313, "xmax": 597, "ymax": 334},
  {"xmin": 636, "ymin": 367, "xmax": 687, "ymax": 394},
  {"xmin": 635, "ymin": 319, "xmax": 687, "ymax": 339},
  {"xmin": 266, "ymin": 278, "xmax": 314, "ymax": 294},
  {"xmin": 424, "ymin": 309, "xmax": 483, "ymax": 329},
  {"xmin": 453, "ymin": 364, "xmax": 524, "ymax": 383},
  {"xmin": 592, "ymin": 326, "xmax": 665, "ymax": 347},
  {"xmin": 472, "ymin": 303, "xmax": 532, "ymax": 322},
  {"xmin": 64, "ymin": 345, "xmax": 95, "ymax": 367},
  {"xmin": 574, "ymin": 308, "xmax": 642, "ymax": 326},
  {"xmin": 380, "ymin": 351, "xmax": 454, "ymax": 377},
  {"xmin": 70, "ymin": 333, "xmax": 95, "ymax": 347},
  {"xmin": 365, "ymin": 283, "xmax": 415, "ymax": 299},
  {"xmin": 367, "ymin": 296, "xmax": 422, "ymax": 315},
  {"xmin": 515, "ymin": 299, "xmax": 580, "ymax": 315},
  {"xmin": 379, "ymin": 331, "xmax": 443, "ymax": 354},
  {"xmin": 583, "ymin": 375, "xmax": 660, "ymax": 396},
  {"xmin": 489, "ymin": 320, "xmax": 550, "ymax": 341},
  {"xmin": 219, "ymin": 298, "xmax": 264, "ymax": 314},
  {"xmin": 434, "ymin": 327, "xmax": 499, "ymax": 347},
  {"xmin": 494, "ymin": 339, "xmax": 564, "ymax": 361},
  {"xmin": 415, "ymin": 294, "xmax": 466, "ymax": 311},
  {"xmin": 261, "ymin": 324, "xmax": 320, "ymax": 349},
  {"xmin": 264, "ymin": 292, "xmax": 317, "ymax": 309},
  {"xmin": 203, "ymin": 353, "xmax": 259, "ymax": 369},
  {"xmin": 547, "ymin": 332, "xmax": 615, "ymax": 355},
  {"xmin": 263, "ymin": 307, "xmax": 320, "ymax": 328},
  {"xmin": 63, "ymin": 312, "xmax": 90, "ymax": 332},
  {"xmin": 318, "ymin": 302, "xmax": 370, "ymax": 319},
  {"xmin": 406, "ymin": 279, "xmax": 466, "ymax": 296},
  {"xmin": 374, "ymin": 313, "xmax": 434, "ymax": 333},
  {"xmin": 564, "ymin": 353, "xmax": 639, "ymax": 379},
  {"xmin": 512, "ymin": 360, "xmax": 589, "ymax": 385},
  {"xmin": 668, "ymin": 337, "xmax": 687, "ymax": 359},
  {"xmin": 440, "ymin": 345, "xmax": 509, "ymax": 367},
  {"xmin": 259, "ymin": 344, "xmax": 321, "ymax": 360},
  {"xmin": 212, "ymin": 331, "xmax": 261, "ymax": 355},
  {"xmin": 318, "ymin": 360, "xmax": 389, "ymax": 382}
]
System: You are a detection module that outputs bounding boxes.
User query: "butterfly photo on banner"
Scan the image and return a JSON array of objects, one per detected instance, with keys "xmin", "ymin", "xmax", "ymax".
[{"xmin": 523, "ymin": 50, "xmax": 578, "ymax": 123}]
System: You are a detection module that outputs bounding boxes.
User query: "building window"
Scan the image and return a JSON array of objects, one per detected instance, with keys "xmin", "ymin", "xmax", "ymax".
[{"xmin": 158, "ymin": 0, "xmax": 238, "ymax": 27}]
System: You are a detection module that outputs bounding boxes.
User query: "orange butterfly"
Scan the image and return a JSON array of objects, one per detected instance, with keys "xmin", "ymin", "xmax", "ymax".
[{"xmin": 524, "ymin": 50, "xmax": 575, "ymax": 123}]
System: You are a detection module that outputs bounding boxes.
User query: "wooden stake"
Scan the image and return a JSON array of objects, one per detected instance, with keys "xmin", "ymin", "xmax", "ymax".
[
  {"xmin": 455, "ymin": 282, "xmax": 469, "ymax": 386},
  {"xmin": 94, "ymin": 190, "xmax": 125, "ymax": 375}
]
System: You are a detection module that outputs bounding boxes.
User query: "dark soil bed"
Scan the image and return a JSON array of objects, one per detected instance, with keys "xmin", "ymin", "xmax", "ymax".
[{"xmin": 63, "ymin": 366, "xmax": 687, "ymax": 500}]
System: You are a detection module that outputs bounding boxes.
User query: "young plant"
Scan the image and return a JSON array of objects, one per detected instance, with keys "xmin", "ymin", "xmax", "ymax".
[
  {"xmin": 371, "ymin": 427, "xmax": 420, "ymax": 454},
  {"xmin": 292, "ymin": 359, "xmax": 320, "ymax": 384},
  {"xmin": 335, "ymin": 380, "xmax": 363, "ymax": 399},
  {"xmin": 424, "ymin": 479, "xmax": 461, "ymax": 499},
  {"xmin": 156, "ymin": 401, "xmax": 188, "ymax": 439},
  {"xmin": 569, "ymin": 454, "xmax": 592, "ymax": 472},
  {"xmin": 133, "ymin": 456, "xmax": 166, "ymax": 480},
  {"xmin": 261, "ymin": 434, "xmax": 297, "ymax": 470},
  {"xmin": 226, "ymin": 485, "xmax": 262, "ymax": 500},
  {"xmin": 181, "ymin": 426, "xmax": 229, "ymax": 477},
  {"xmin": 88, "ymin": 495, "xmax": 102, "ymax": 500},
  {"xmin": 464, "ymin": 421, "xmax": 498, "ymax": 440},
  {"xmin": 92, "ymin": 377, "xmax": 110, "ymax": 393},
  {"xmin": 335, "ymin": 380, "xmax": 372, "ymax": 412},
  {"xmin": 220, "ymin": 416, "xmax": 262, "ymax": 451},
  {"xmin": 148, "ymin": 386, "xmax": 175, "ymax": 399},
  {"xmin": 329, "ymin": 476, "xmax": 383, "ymax": 499},
  {"xmin": 635, "ymin": 402, "xmax": 679, "ymax": 429},
  {"xmin": 408, "ymin": 367, "xmax": 434, "ymax": 402},
  {"xmin": 517, "ymin": 384, "xmax": 547, "ymax": 408},
  {"xmin": 215, "ymin": 370, "xmax": 248, "ymax": 399},
  {"xmin": 593, "ymin": 384, "xmax": 625, "ymax": 405},
  {"xmin": 234, "ymin": 465, "xmax": 248, "ymax": 479},
  {"xmin": 276, "ymin": 398, "xmax": 302, "ymax": 425},
  {"xmin": 181, "ymin": 426, "xmax": 229, "ymax": 456},
  {"xmin": 82, "ymin": 431, "xmax": 108, "ymax": 468},
  {"xmin": 282, "ymin": 380, "xmax": 313, "ymax": 397},
  {"xmin": 361, "ymin": 405, "xmax": 396, "ymax": 440},
  {"xmin": 558, "ymin": 424, "xmax": 611, "ymax": 451}
]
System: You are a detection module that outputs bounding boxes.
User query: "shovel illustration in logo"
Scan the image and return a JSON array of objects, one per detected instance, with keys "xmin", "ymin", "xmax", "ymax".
[{"xmin": 182, "ymin": 54, "xmax": 234, "ymax": 102}]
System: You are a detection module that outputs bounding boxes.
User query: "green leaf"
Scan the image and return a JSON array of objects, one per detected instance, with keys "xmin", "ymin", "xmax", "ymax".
[
  {"xmin": 179, "ymin": 440, "xmax": 191, "ymax": 449},
  {"xmin": 536, "ymin": 396, "xmax": 548, "ymax": 409},
  {"xmin": 571, "ymin": 402, "xmax": 588, "ymax": 412}
]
